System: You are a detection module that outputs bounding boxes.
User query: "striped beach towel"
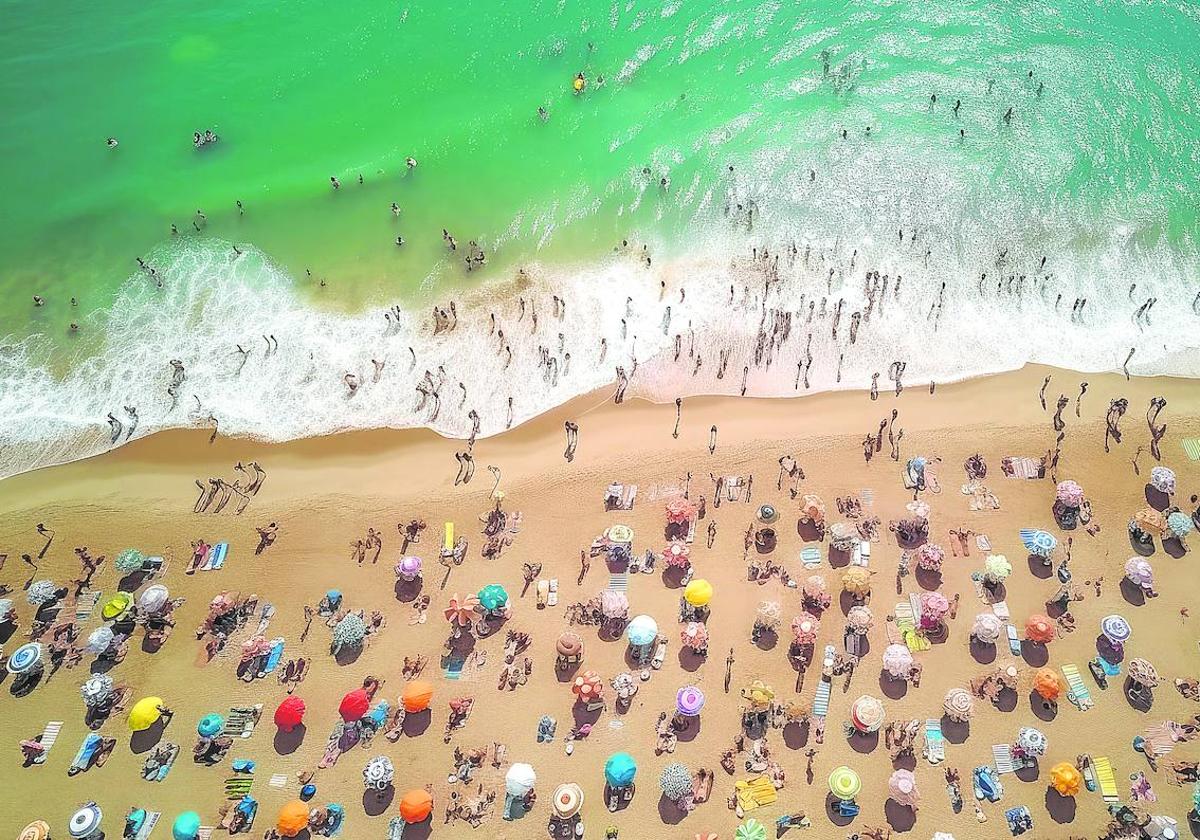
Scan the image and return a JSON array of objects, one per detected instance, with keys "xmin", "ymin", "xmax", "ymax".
[
  {"xmin": 1062, "ymin": 664, "xmax": 1093, "ymax": 711},
  {"xmin": 75, "ymin": 590, "xmax": 101, "ymax": 621},
  {"xmin": 812, "ymin": 680, "xmax": 832, "ymax": 718},
  {"xmin": 443, "ymin": 658, "xmax": 464, "ymax": 680},
  {"xmin": 134, "ymin": 812, "xmax": 161, "ymax": 840},
  {"xmin": 1182, "ymin": 439, "xmax": 1200, "ymax": 461},
  {"xmin": 607, "ymin": 572, "xmax": 628, "ymax": 591},
  {"xmin": 800, "ymin": 547, "xmax": 821, "ymax": 568},
  {"xmin": 1093, "ymin": 755, "xmax": 1119, "ymax": 802},
  {"xmin": 37, "ymin": 721, "xmax": 63, "ymax": 757},
  {"xmin": 992, "ymin": 744, "xmax": 1014, "ymax": 774},
  {"xmin": 269, "ymin": 774, "xmax": 289, "ymax": 788},
  {"xmin": 685, "ymin": 515, "xmax": 697, "ymax": 543},
  {"xmin": 1003, "ymin": 456, "xmax": 1044, "ymax": 479}
]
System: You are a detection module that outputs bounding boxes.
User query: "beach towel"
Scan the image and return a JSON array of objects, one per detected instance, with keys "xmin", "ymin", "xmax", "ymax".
[
  {"xmin": 151, "ymin": 744, "xmax": 180, "ymax": 781},
  {"xmin": 992, "ymin": 744, "xmax": 1015, "ymax": 774},
  {"xmin": 263, "ymin": 638, "xmax": 285, "ymax": 674},
  {"xmin": 607, "ymin": 572, "xmax": 628, "ymax": 592},
  {"xmin": 443, "ymin": 657, "xmax": 464, "ymax": 680},
  {"xmin": 735, "ymin": 776, "xmax": 778, "ymax": 812},
  {"xmin": 1182, "ymin": 439, "xmax": 1200, "ymax": 461},
  {"xmin": 1062, "ymin": 664, "xmax": 1094, "ymax": 711},
  {"xmin": 800, "ymin": 547, "xmax": 821, "ymax": 568},
  {"xmin": 1093, "ymin": 755, "xmax": 1118, "ymax": 802},
  {"xmin": 685, "ymin": 514, "xmax": 697, "ymax": 543},
  {"xmin": 134, "ymin": 811, "xmax": 161, "ymax": 840},
  {"xmin": 32, "ymin": 721, "xmax": 63, "ymax": 764},
  {"xmin": 990, "ymin": 601, "xmax": 1010, "ymax": 620},
  {"xmin": 269, "ymin": 774, "xmax": 289, "ymax": 788},
  {"xmin": 74, "ymin": 590, "xmax": 101, "ymax": 621},
  {"xmin": 924, "ymin": 719, "xmax": 945, "ymax": 764},
  {"xmin": 209, "ymin": 542, "xmax": 229, "ymax": 570},
  {"xmin": 69, "ymin": 733, "xmax": 102, "ymax": 773},
  {"xmin": 812, "ymin": 679, "xmax": 831, "ymax": 718},
  {"xmin": 1002, "ymin": 456, "xmax": 1044, "ymax": 479}
]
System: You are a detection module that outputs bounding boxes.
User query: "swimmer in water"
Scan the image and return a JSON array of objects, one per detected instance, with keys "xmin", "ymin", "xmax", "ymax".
[
  {"xmin": 330, "ymin": 176, "xmax": 341, "ymax": 189},
  {"xmin": 406, "ymin": 157, "xmax": 417, "ymax": 169},
  {"xmin": 106, "ymin": 137, "xmax": 118, "ymax": 148},
  {"xmin": 33, "ymin": 295, "xmax": 44, "ymax": 306}
]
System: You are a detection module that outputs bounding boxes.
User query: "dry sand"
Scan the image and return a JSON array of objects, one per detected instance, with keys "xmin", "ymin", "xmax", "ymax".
[{"xmin": 2, "ymin": 364, "xmax": 1199, "ymax": 839}]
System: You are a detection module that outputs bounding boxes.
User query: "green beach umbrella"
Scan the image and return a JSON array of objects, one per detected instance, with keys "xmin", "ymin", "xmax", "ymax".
[
  {"xmin": 478, "ymin": 584, "xmax": 509, "ymax": 611},
  {"xmin": 735, "ymin": 819, "xmax": 768, "ymax": 840},
  {"xmin": 115, "ymin": 548, "xmax": 146, "ymax": 573},
  {"xmin": 172, "ymin": 811, "xmax": 201, "ymax": 840},
  {"xmin": 829, "ymin": 766, "xmax": 862, "ymax": 800},
  {"xmin": 197, "ymin": 713, "xmax": 225, "ymax": 737}
]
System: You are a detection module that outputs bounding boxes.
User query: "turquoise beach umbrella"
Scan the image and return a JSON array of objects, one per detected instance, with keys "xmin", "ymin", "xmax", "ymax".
[
  {"xmin": 478, "ymin": 584, "xmax": 508, "ymax": 611},
  {"xmin": 197, "ymin": 713, "xmax": 224, "ymax": 737},
  {"xmin": 172, "ymin": 811, "xmax": 201, "ymax": 840},
  {"xmin": 605, "ymin": 752, "xmax": 637, "ymax": 787}
]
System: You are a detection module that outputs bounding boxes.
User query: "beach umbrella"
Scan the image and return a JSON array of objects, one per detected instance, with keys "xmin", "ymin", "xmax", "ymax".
[
  {"xmin": 478, "ymin": 584, "xmax": 509, "ymax": 611},
  {"xmin": 1100, "ymin": 614, "xmax": 1132, "ymax": 645},
  {"xmin": 1017, "ymin": 727, "xmax": 1047, "ymax": 757},
  {"xmin": 664, "ymin": 541, "xmax": 691, "ymax": 568},
  {"xmin": 1124, "ymin": 557, "xmax": 1154, "ymax": 589},
  {"xmin": 883, "ymin": 643, "xmax": 914, "ymax": 679},
  {"xmin": 128, "ymin": 696, "xmax": 164, "ymax": 731},
  {"xmin": 339, "ymin": 688, "xmax": 371, "ymax": 722},
  {"xmin": 599, "ymin": 589, "xmax": 629, "ymax": 620},
  {"xmin": 841, "ymin": 566, "xmax": 871, "ymax": 596},
  {"xmin": 572, "ymin": 670, "xmax": 604, "ymax": 703},
  {"xmin": 802, "ymin": 575, "xmax": 827, "ymax": 599},
  {"xmin": 850, "ymin": 695, "xmax": 885, "ymax": 733},
  {"xmin": 395, "ymin": 555, "xmax": 422, "ymax": 580},
  {"xmin": 828, "ymin": 766, "xmax": 862, "ymax": 800},
  {"xmin": 551, "ymin": 783, "xmax": 584, "ymax": 819},
  {"xmin": 741, "ymin": 679, "xmax": 775, "ymax": 708},
  {"xmin": 172, "ymin": 811, "xmax": 201, "ymax": 840},
  {"xmin": 363, "ymin": 755, "xmax": 395, "ymax": 790},
  {"xmin": 332, "ymin": 612, "xmax": 368, "ymax": 649},
  {"xmin": 7, "ymin": 641, "xmax": 43, "ymax": 675},
  {"xmin": 735, "ymin": 819, "xmax": 768, "ymax": 840},
  {"xmin": 1019, "ymin": 529, "xmax": 1058, "ymax": 557},
  {"xmin": 81, "ymin": 674, "xmax": 114, "ymax": 707},
  {"xmin": 402, "ymin": 680, "xmax": 434, "ymax": 713},
  {"xmin": 240, "ymin": 635, "xmax": 271, "ymax": 662},
  {"xmin": 505, "ymin": 762, "xmax": 536, "ymax": 797},
  {"xmin": 1149, "ymin": 466, "xmax": 1177, "ymax": 495},
  {"xmin": 1128, "ymin": 658, "xmax": 1160, "ymax": 688},
  {"xmin": 443, "ymin": 593, "xmax": 479, "ymax": 627},
  {"xmin": 919, "ymin": 591, "xmax": 950, "ymax": 628},
  {"xmin": 1167, "ymin": 511, "xmax": 1194, "ymax": 538},
  {"xmin": 906, "ymin": 499, "xmax": 932, "ymax": 519},
  {"xmin": 101, "ymin": 592, "xmax": 134, "ymax": 621},
  {"xmin": 971, "ymin": 612, "xmax": 1003, "ymax": 644},
  {"xmin": 943, "ymin": 688, "xmax": 974, "ymax": 722},
  {"xmin": 754, "ymin": 600, "xmax": 782, "ymax": 630},
  {"xmin": 790, "ymin": 612, "xmax": 820, "ymax": 645},
  {"xmin": 847, "ymin": 605, "xmax": 874, "ymax": 635},
  {"xmin": 665, "ymin": 498, "xmax": 697, "ymax": 524},
  {"xmin": 197, "ymin": 713, "xmax": 225, "ymax": 737},
  {"xmin": 916, "ymin": 543, "xmax": 946, "ymax": 572},
  {"xmin": 626, "ymin": 614, "xmax": 658, "ymax": 646},
  {"xmin": 800, "ymin": 494, "xmax": 826, "ymax": 523},
  {"xmin": 1055, "ymin": 480, "xmax": 1085, "ymax": 507},
  {"xmin": 274, "ymin": 696, "xmax": 306, "ymax": 731},
  {"xmin": 684, "ymin": 579, "xmax": 713, "ymax": 607},
  {"xmin": 68, "ymin": 803, "xmax": 103, "ymax": 838},
  {"xmin": 611, "ymin": 672, "xmax": 638, "ymax": 700},
  {"xmin": 1134, "ymin": 508, "xmax": 1167, "ymax": 535},
  {"xmin": 676, "ymin": 685, "xmax": 705, "ymax": 717},
  {"xmin": 756, "ymin": 504, "xmax": 779, "ymax": 525},
  {"xmin": 275, "ymin": 800, "xmax": 309, "ymax": 837},
  {"xmin": 138, "ymin": 584, "xmax": 170, "ymax": 614},
  {"xmin": 1025, "ymin": 614, "xmax": 1055, "ymax": 644},
  {"xmin": 829, "ymin": 522, "xmax": 858, "ymax": 545},
  {"xmin": 556, "ymin": 631, "xmax": 583, "ymax": 658},
  {"xmin": 680, "ymin": 621, "xmax": 709, "ymax": 650},
  {"xmin": 399, "ymin": 789, "xmax": 433, "ymax": 823},
  {"xmin": 605, "ymin": 752, "xmax": 637, "ymax": 787},
  {"xmin": 607, "ymin": 524, "xmax": 634, "ymax": 543},
  {"xmin": 984, "ymin": 554, "xmax": 1012, "ymax": 581},
  {"xmin": 888, "ymin": 769, "xmax": 919, "ymax": 807},
  {"xmin": 19, "ymin": 821, "xmax": 51, "ymax": 840},
  {"xmin": 1050, "ymin": 762, "xmax": 1082, "ymax": 797},
  {"xmin": 1033, "ymin": 668, "xmax": 1062, "ymax": 701},
  {"xmin": 115, "ymin": 548, "xmax": 146, "ymax": 573},
  {"xmin": 659, "ymin": 762, "xmax": 692, "ymax": 800},
  {"xmin": 27, "ymin": 579, "xmax": 58, "ymax": 606}
]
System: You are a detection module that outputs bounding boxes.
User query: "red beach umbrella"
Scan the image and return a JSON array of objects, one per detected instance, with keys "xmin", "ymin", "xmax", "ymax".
[
  {"xmin": 274, "ymin": 696, "xmax": 306, "ymax": 731},
  {"xmin": 339, "ymin": 688, "xmax": 371, "ymax": 722}
]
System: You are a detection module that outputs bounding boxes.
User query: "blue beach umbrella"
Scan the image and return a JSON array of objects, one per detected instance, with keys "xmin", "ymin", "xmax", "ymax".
[
  {"xmin": 7, "ymin": 642, "xmax": 44, "ymax": 674},
  {"xmin": 626, "ymin": 615, "xmax": 658, "ymax": 646},
  {"xmin": 172, "ymin": 811, "xmax": 201, "ymax": 840},
  {"xmin": 197, "ymin": 714, "xmax": 225, "ymax": 737},
  {"xmin": 1019, "ymin": 529, "xmax": 1057, "ymax": 557},
  {"xmin": 1167, "ymin": 512, "xmax": 1193, "ymax": 538},
  {"xmin": 605, "ymin": 752, "xmax": 637, "ymax": 787}
]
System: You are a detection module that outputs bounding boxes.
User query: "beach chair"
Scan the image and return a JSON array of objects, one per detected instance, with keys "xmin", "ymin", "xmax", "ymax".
[
  {"xmin": 31, "ymin": 721, "xmax": 63, "ymax": 764},
  {"xmin": 547, "ymin": 579, "xmax": 559, "ymax": 607},
  {"xmin": 622, "ymin": 484, "xmax": 638, "ymax": 510},
  {"xmin": 134, "ymin": 811, "xmax": 161, "ymax": 840},
  {"xmin": 992, "ymin": 744, "xmax": 1015, "ymax": 775},
  {"xmin": 1061, "ymin": 664, "xmax": 1094, "ymax": 710},
  {"xmin": 923, "ymin": 719, "xmax": 945, "ymax": 764},
  {"xmin": 812, "ymin": 679, "xmax": 831, "ymax": 719},
  {"xmin": 1182, "ymin": 439, "xmax": 1200, "ymax": 461},
  {"xmin": 1093, "ymin": 755, "xmax": 1118, "ymax": 803}
]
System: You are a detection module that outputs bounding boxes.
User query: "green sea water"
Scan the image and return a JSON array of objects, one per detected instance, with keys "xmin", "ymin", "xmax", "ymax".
[{"xmin": 1, "ymin": 0, "xmax": 1198, "ymax": 476}]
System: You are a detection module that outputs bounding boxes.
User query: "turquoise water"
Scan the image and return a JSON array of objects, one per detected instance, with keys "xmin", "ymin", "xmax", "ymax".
[{"xmin": 1, "ymin": 0, "xmax": 1198, "ymax": 476}]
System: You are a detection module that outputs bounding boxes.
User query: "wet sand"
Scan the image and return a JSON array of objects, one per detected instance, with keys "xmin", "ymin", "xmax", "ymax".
[{"xmin": 2, "ymin": 364, "xmax": 1198, "ymax": 838}]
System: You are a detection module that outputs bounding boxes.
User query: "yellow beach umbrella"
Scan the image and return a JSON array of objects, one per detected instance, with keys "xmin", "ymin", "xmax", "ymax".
[
  {"xmin": 128, "ymin": 696, "xmax": 164, "ymax": 731},
  {"xmin": 102, "ymin": 591, "xmax": 134, "ymax": 621},
  {"xmin": 19, "ymin": 821, "xmax": 51, "ymax": 840},
  {"xmin": 841, "ymin": 566, "xmax": 872, "ymax": 596},
  {"xmin": 829, "ymin": 766, "xmax": 862, "ymax": 800},
  {"xmin": 684, "ymin": 579, "xmax": 713, "ymax": 607}
]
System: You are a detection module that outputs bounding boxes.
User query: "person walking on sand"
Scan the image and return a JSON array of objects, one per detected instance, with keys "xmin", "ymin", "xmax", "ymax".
[
  {"xmin": 255, "ymin": 523, "xmax": 278, "ymax": 555},
  {"xmin": 708, "ymin": 425, "xmax": 717, "ymax": 455}
]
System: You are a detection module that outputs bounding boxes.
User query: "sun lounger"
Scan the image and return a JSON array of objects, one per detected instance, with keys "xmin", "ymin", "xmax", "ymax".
[
  {"xmin": 1182, "ymin": 439, "xmax": 1200, "ymax": 461},
  {"xmin": 1062, "ymin": 664, "xmax": 1094, "ymax": 711},
  {"xmin": 31, "ymin": 721, "xmax": 63, "ymax": 764},
  {"xmin": 991, "ymin": 601, "xmax": 1010, "ymax": 620},
  {"xmin": 547, "ymin": 579, "xmax": 559, "ymax": 607},
  {"xmin": 1006, "ymin": 625, "xmax": 1021, "ymax": 656},
  {"xmin": 992, "ymin": 744, "xmax": 1015, "ymax": 774},
  {"xmin": 684, "ymin": 514, "xmax": 697, "ymax": 544},
  {"xmin": 976, "ymin": 534, "xmax": 992, "ymax": 551},
  {"xmin": 134, "ymin": 811, "xmax": 161, "ymax": 840},
  {"xmin": 196, "ymin": 828, "xmax": 213, "ymax": 840},
  {"xmin": 74, "ymin": 590, "xmax": 101, "ymax": 621},
  {"xmin": 1081, "ymin": 755, "xmax": 1096, "ymax": 791},
  {"xmin": 607, "ymin": 572, "xmax": 628, "ymax": 592},
  {"xmin": 924, "ymin": 719, "xmax": 945, "ymax": 764},
  {"xmin": 812, "ymin": 679, "xmax": 831, "ymax": 718},
  {"xmin": 800, "ymin": 547, "xmax": 821, "ymax": 568},
  {"xmin": 1093, "ymin": 755, "xmax": 1119, "ymax": 802},
  {"xmin": 1002, "ymin": 456, "xmax": 1045, "ymax": 479},
  {"xmin": 725, "ymin": 477, "xmax": 743, "ymax": 501}
]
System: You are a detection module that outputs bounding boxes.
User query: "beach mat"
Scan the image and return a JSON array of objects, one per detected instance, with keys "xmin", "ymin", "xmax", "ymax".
[
  {"xmin": 607, "ymin": 572, "xmax": 628, "ymax": 591},
  {"xmin": 1183, "ymin": 439, "xmax": 1200, "ymax": 461},
  {"xmin": 1094, "ymin": 755, "xmax": 1119, "ymax": 802}
]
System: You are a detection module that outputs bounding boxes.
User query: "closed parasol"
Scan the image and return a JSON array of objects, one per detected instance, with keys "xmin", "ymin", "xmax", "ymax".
[
  {"xmin": 605, "ymin": 752, "xmax": 638, "ymax": 787},
  {"xmin": 478, "ymin": 584, "xmax": 509, "ymax": 611},
  {"xmin": 275, "ymin": 800, "xmax": 308, "ymax": 837},
  {"xmin": 1055, "ymin": 480, "xmax": 1085, "ymax": 507},
  {"xmin": 841, "ymin": 566, "xmax": 871, "ymax": 596},
  {"xmin": 971, "ymin": 612, "xmax": 1003, "ymax": 644},
  {"xmin": 137, "ymin": 584, "xmax": 170, "ymax": 614},
  {"xmin": 735, "ymin": 819, "xmax": 768, "ymax": 840},
  {"xmin": 676, "ymin": 685, "xmax": 705, "ymax": 716},
  {"xmin": 339, "ymin": 688, "xmax": 371, "ymax": 722},
  {"xmin": 274, "ymin": 696, "xmax": 305, "ymax": 731},
  {"xmin": 799, "ymin": 494, "xmax": 826, "ymax": 524},
  {"xmin": 1128, "ymin": 658, "xmax": 1160, "ymax": 688},
  {"xmin": 69, "ymin": 803, "xmax": 103, "ymax": 838},
  {"xmin": 680, "ymin": 621, "xmax": 709, "ymax": 650},
  {"xmin": 551, "ymin": 783, "xmax": 584, "ymax": 819},
  {"xmin": 599, "ymin": 589, "xmax": 629, "ymax": 620},
  {"xmin": 659, "ymin": 763, "xmax": 692, "ymax": 800},
  {"xmin": 943, "ymin": 688, "xmax": 974, "ymax": 721},
  {"xmin": 915, "ymin": 543, "xmax": 946, "ymax": 571},
  {"xmin": 505, "ymin": 762, "xmax": 536, "ymax": 796},
  {"xmin": 882, "ymin": 643, "xmax": 914, "ymax": 679},
  {"xmin": 81, "ymin": 674, "xmax": 114, "ymax": 707},
  {"xmin": 1025, "ymin": 614, "xmax": 1055, "ymax": 644},
  {"xmin": 399, "ymin": 789, "xmax": 433, "ymax": 823},
  {"xmin": 664, "ymin": 541, "xmax": 691, "ymax": 567},
  {"xmin": 1124, "ymin": 557, "xmax": 1154, "ymax": 589},
  {"xmin": 626, "ymin": 614, "xmax": 658, "ymax": 646},
  {"xmin": 572, "ymin": 670, "xmax": 604, "ymax": 703},
  {"xmin": 754, "ymin": 601, "xmax": 782, "ymax": 629},
  {"xmin": 1100, "ymin": 614, "xmax": 1132, "ymax": 645},
  {"xmin": 847, "ymin": 605, "xmax": 873, "ymax": 634},
  {"xmin": 128, "ymin": 696, "xmax": 164, "ymax": 731},
  {"xmin": 363, "ymin": 755, "xmax": 395, "ymax": 789},
  {"xmin": 556, "ymin": 631, "xmax": 584, "ymax": 657},
  {"xmin": 402, "ymin": 681, "xmax": 434, "ymax": 713},
  {"xmin": 1050, "ymin": 762, "xmax": 1082, "ymax": 796},
  {"xmin": 888, "ymin": 768, "xmax": 919, "ymax": 807},
  {"xmin": 984, "ymin": 554, "xmax": 1012, "ymax": 581},
  {"xmin": 684, "ymin": 579, "xmax": 713, "ymax": 607},
  {"xmin": 791, "ymin": 612, "xmax": 820, "ymax": 645},
  {"xmin": 1016, "ymin": 726, "xmax": 1047, "ymax": 756},
  {"xmin": 1033, "ymin": 668, "xmax": 1062, "ymax": 701},
  {"xmin": 85, "ymin": 626, "xmax": 114, "ymax": 654},
  {"xmin": 1149, "ymin": 466, "xmax": 1176, "ymax": 495},
  {"xmin": 850, "ymin": 694, "xmax": 885, "ymax": 733},
  {"xmin": 828, "ymin": 766, "xmax": 861, "ymax": 800}
]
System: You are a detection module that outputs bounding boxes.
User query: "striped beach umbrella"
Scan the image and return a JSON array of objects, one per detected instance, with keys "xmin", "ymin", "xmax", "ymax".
[
  {"xmin": 551, "ymin": 783, "xmax": 583, "ymax": 819},
  {"xmin": 1019, "ymin": 529, "xmax": 1057, "ymax": 557},
  {"xmin": 676, "ymin": 685, "xmax": 705, "ymax": 717},
  {"xmin": 1100, "ymin": 614, "xmax": 1132, "ymax": 645},
  {"xmin": 69, "ymin": 803, "xmax": 103, "ymax": 838},
  {"xmin": 829, "ymin": 766, "xmax": 861, "ymax": 800},
  {"xmin": 7, "ymin": 642, "xmax": 44, "ymax": 674}
]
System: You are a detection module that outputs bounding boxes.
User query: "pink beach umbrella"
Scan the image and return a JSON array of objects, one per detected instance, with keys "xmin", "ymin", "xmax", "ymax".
[
  {"xmin": 680, "ymin": 622, "xmax": 709, "ymax": 651},
  {"xmin": 919, "ymin": 591, "xmax": 950, "ymax": 630},
  {"xmin": 444, "ymin": 593, "xmax": 479, "ymax": 627},
  {"xmin": 888, "ymin": 769, "xmax": 920, "ymax": 808},
  {"xmin": 882, "ymin": 643, "xmax": 914, "ymax": 680},
  {"xmin": 850, "ymin": 694, "xmax": 885, "ymax": 733},
  {"xmin": 791, "ymin": 612, "xmax": 820, "ymax": 646},
  {"xmin": 676, "ymin": 685, "xmax": 705, "ymax": 717},
  {"xmin": 846, "ymin": 605, "xmax": 873, "ymax": 635},
  {"xmin": 599, "ymin": 590, "xmax": 629, "ymax": 620},
  {"xmin": 1055, "ymin": 480, "xmax": 1085, "ymax": 508},
  {"xmin": 663, "ymin": 541, "xmax": 691, "ymax": 568},
  {"xmin": 802, "ymin": 575, "xmax": 827, "ymax": 599},
  {"xmin": 915, "ymin": 543, "xmax": 945, "ymax": 572},
  {"xmin": 1124, "ymin": 557, "xmax": 1154, "ymax": 590},
  {"xmin": 665, "ymin": 498, "xmax": 697, "ymax": 524},
  {"xmin": 971, "ymin": 612, "xmax": 1003, "ymax": 644}
]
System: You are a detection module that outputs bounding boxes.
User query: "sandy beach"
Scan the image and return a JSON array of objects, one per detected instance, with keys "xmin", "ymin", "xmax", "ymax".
[{"xmin": 2, "ymin": 363, "xmax": 1199, "ymax": 839}]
